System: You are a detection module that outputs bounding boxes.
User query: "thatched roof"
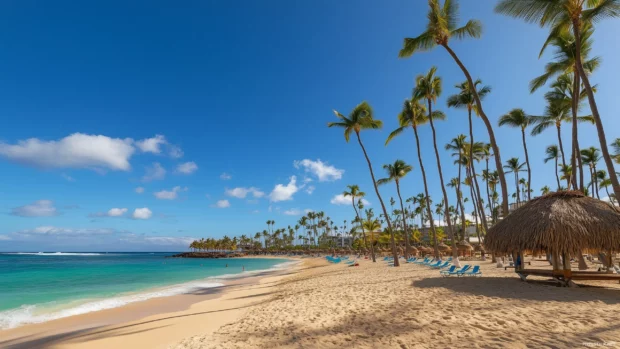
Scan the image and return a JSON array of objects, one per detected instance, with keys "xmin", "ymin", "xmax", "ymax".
[
  {"xmin": 457, "ymin": 240, "xmax": 473, "ymax": 250},
  {"xmin": 485, "ymin": 191, "xmax": 620, "ymax": 255},
  {"xmin": 437, "ymin": 243, "xmax": 450, "ymax": 251}
]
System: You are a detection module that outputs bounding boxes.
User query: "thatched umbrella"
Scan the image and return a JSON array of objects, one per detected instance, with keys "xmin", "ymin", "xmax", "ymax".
[
  {"xmin": 397, "ymin": 247, "xmax": 404, "ymax": 256},
  {"xmin": 485, "ymin": 191, "xmax": 620, "ymax": 274},
  {"xmin": 407, "ymin": 246, "xmax": 418, "ymax": 257},
  {"xmin": 457, "ymin": 240, "xmax": 473, "ymax": 257}
]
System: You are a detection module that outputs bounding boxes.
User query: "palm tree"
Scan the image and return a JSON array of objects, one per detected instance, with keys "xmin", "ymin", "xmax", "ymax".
[
  {"xmin": 612, "ymin": 138, "xmax": 620, "ymax": 164},
  {"xmin": 560, "ymin": 164, "xmax": 573, "ymax": 188},
  {"xmin": 447, "ymin": 79, "xmax": 492, "ymax": 234},
  {"xmin": 544, "ymin": 145, "xmax": 562, "ymax": 190},
  {"xmin": 499, "ymin": 109, "xmax": 533, "ymax": 201},
  {"xmin": 541, "ymin": 185, "xmax": 551, "ymax": 195},
  {"xmin": 504, "ymin": 158, "xmax": 526, "ymax": 205},
  {"xmin": 378, "ymin": 160, "xmax": 413, "ymax": 260},
  {"xmin": 413, "ymin": 67, "xmax": 458, "ymax": 262},
  {"xmin": 329, "ymin": 102, "xmax": 400, "ymax": 266},
  {"xmin": 445, "ymin": 135, "xmax": 468, "ymax": 240},
  {"xmin": 400, "ymin": 0, "xmax": 510, "ymax": 218},
  {"xmin": 343, "ymin": 184, "xmax": 374, "ymax": 262},
  {"xmin": 386, "ymin": 98, "xmax": 441, "ymax": 259},
  {"xmin": 363, "ymin": 217, "xmax": 381, "ymax": 252},
  {"xmin": 581, "ymin": 146, "xmax": 601, "ymax": 198},
  {"xmin": 496, "ymin": 0, "xmax": 620, "ymax": 206}
]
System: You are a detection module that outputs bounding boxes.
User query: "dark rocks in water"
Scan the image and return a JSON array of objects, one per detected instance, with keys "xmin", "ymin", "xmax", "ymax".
[{"xmin": 167, "ymin": 252, "xmax": 245, "ymax": 259}]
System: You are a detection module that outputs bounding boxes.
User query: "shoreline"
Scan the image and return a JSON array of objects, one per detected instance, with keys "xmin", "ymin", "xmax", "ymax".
[{"xmin": 0, "ymin": 257, "xmax": 303, "ymax": 349}]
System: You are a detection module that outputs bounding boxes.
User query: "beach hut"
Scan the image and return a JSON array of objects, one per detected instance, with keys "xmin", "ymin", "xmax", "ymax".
[
  {"xmin": 457, "ymin": 240, "xmax": 473, "ymax": 257},
  {"xmin": 437, "ymin": 243, "xmax": 450, "ymax": 257},
  {"xmin": 407, "ymin": 246, "xmax": 418, "ymax": 257},
  {"xmin": 485, "ymin": 191, "xmax": 620, "ymax": 286}
]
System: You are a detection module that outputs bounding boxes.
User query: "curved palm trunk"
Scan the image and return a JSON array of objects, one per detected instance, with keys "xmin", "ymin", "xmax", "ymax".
[
  {"xmin": 395, "ymin": 180, "xmax": 410, "ymax": 260},
  {"xmin": 557, "ymin": 125, "xmax": 569, "ymax": 189},
  {"xmin": 355, "ymin": 132, "xmax": 399, "ymax": 266},
  {"xmin": 594, "ymin": 164, "xmax": 600, "ymax": 199},
  {"xmin": 485, "ymin": 158, "xmax": 493, "ymax": 224},
  {"xmin": 468, "ymin": 109, "xmax": 490, "ymax": 237},
  {"xmin": 442, "ymin": 43, "xmax": 509, "ymax": 219},
  {"xmin": 467, "ymin": 168, "xmax": 482, "ymax": 244},
  {"xmin": 456, "ymin": 161, "xmax": 467, "ymax": 242},
  {"xmin": 554, "ymin": 156, "xmax": 561, "ymax": 191},
  {"xmin": 427, "ymin": 100, "xmax": 458, "ymax": 262},
  {"xmin": 520, "ymin": 128, "xmax": 532, "ymax": 201},
  {"xmin": 412, "ymin": 125, "xmax": 440, "ymax": 259},
  {"xmin": 573, "ymin": 23, "xmax": 620, "ymax": 205},
  {"xmin": 352, "ymin": 197, "xmax": 374, "ymax": 263},
  {"xmin": 572, "ymin": 71, "xmax": 584, "ymax": 192}
]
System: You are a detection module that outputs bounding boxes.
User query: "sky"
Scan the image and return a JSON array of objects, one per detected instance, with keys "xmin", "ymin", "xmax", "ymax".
[{"xmin": 0, "ymin": 0, "xmax": 619, "ymax": 251}]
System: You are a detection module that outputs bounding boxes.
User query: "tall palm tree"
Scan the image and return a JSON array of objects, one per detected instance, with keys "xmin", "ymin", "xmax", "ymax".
[
  {"xmin": 329, "ymin": 102, "xmax": 400, "ymax": 266},
  {"xmin": 544, "ymin": 145, "xmax": 562, "ymax": 191},
  {"xmin": 499, "ymin": 109, "xmax": 533, "ymax": 201},
  {"xmin": 378, "ymin": 160, "xmax": 413, "ymax": 260},
  {"xmin": 447, "ymin": 79, "xmax": 492, "ymax": 233},
  {"xmin": 413, "ymin": 67, "xmax": 458, "ymax": 262},
  {"xmin": 400, "ymin": 0, "xmax": 510, "ymax": 218},
  {"xmin": 504, "ymin": 158, "xmax": 526, "ymax": 205},
  {"xmin": 343, "ymin": 184, "xmax": 374, "ymax": 262},
  {"xmin": 496, "ymin": 0, "xmax": 620, "ymax": 206},
  {"xmin": 445, "ymin": 135, "xmax": 468, "ymax": 240},
  {"xmin": 612, "ymin": 138, "xmax": 620, "ymax": 164},
  {"xmin": 386, "ymin": 98, "xmax": 441, "ymax": 259},
  {"xmin": 581, "ymin": 146, "xmax": 601, "ymax": 198},
  {"xmin": 560, "ymin": 164, "xmax": 573, "ymax": 188},
  {"xmin": 541, "ymin": 185, "xmax": 551, "ymax": 195}
]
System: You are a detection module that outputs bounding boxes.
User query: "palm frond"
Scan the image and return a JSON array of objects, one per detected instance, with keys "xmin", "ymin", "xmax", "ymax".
[
  {"xmin": 583, "ymin": 0, "xmax": 620, "ymax": 23},
  {"xmin": 577, "ymin": 115, "xmax": 595, "ymax": 124},
  {"xmin": 494, "ymin": 0, "xmax": 564, "ymax": 26},
  {"xmin": 376, "ymin": 178, "xmax": 390, "ymax": 186},
  {"xmin": 450, "ymin": 19, "xmax": 482, "ymax": 40},
  {"xmin": 386, "ymin": 126, "xmax": 406, "ymax": 146},
  {"xmin": 399, "ymin": 31, "xmax": 435, "ymax": 57},
  {"xmin": 530, "ymin": 118, "xmax": 554, "ymax": 136},
  {"xmin": 431, "ymin": 110, "xmax": 446, "ymax": 121}
]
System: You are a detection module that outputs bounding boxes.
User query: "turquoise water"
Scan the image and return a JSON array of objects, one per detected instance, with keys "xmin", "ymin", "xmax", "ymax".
[{"xmin": 0, "ymin": 252, "xmax": 290, "ymax": 329}]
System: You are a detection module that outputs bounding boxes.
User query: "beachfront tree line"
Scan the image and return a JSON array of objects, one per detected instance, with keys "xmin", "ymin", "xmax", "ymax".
[
  {"xmin": 189, "ymin": 0, "xmax": 620, "ymax": 259},
  {"xmin": 328, "ymin": 0, "xmax": 620, "ymax": 266}
]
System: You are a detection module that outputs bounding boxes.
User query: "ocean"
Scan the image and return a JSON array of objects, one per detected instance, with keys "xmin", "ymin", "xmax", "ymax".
[{"xmin": 0, "ymin": 252, "xmax": 290, "ymax": 329}]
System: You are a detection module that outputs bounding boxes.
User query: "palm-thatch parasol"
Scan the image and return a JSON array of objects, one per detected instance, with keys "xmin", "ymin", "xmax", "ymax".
[
  {"xmin": 437, "ymin": 243, "xmax": 450, "ymax": 252},
  {"xmin": 457, "ymin": 240, "xmax": 473, "ymax": 257},
  {"xmin": 485, "ymin": 191, "xmax": 620, "ymax": 278},
  {"xmin": 407, "ymin": 246, "xmax": 418, "ymax": 256}
]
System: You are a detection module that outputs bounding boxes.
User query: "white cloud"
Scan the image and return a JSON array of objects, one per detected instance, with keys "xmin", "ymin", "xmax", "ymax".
[
  {"xmin": 304, "ymin": 209, "xmax": 314, "ymax": 214},
  {"xmin": 225, "ymin": 187, "xmax": 265, "ymax": 199},
  {"xmin": 11, "ymin": 200, "xmax": 58, "ymax": 217},
  {"xmin": 305, "ymin": 185, "xmax": 316, "ymax": 195},
  {"xmin": 14, "ymin": 226, "xmax": 115, "ymax": 236},
  {"xmin": 220, "ymin": 172, "xmax": 232, "ymax": 180},
  {"xmin": 0, "ymin": 235, "xmax": 12, "ymax": 240},
  {"xmin": 283, "ymin": 208, "xmax": 302, "ymax": 216},
  {"xmin": 269, "ymin": 176, "xmax": 299, "ymax": 202},
  {"xmin": 251, "ymin": 210, "xmax": 260, "ymax": 214},
  {"xmin": 212, "ymin": 200, "xmax": 231, "ymax": 208},
  {"xmin": 90, "ymin": 208, "xmax": 128, "ymax": 218},
  {"xmin": 294, "ymin": 159, "xmax": 344, "ymax": 182},
  {"xmin": 0, "ymin": 133, "xmax": 135, "ymax": 171},
  {"xmin": 154, "ymin": 186, "xmax": 188, "ymax": 200},
  {"xmin": 142, "ymin": 162, "xmax": 166, "ymax": 182},
  {"xmin": 330, "ymin": 194, "xmax": 370, "ymax": 206},
  {"xmin": 168, "ymin": 145, "xmax": 184, "ymax": 159},
  {"xmin": 136, "ymin": 135, "xmax": 167, "ymax": 154},
  {"xmin": 132, "ymin": 208, "xmax": 153, "ymax": 220},
  {"xmin": 120, "ymin": 234, "xmax": 195, "ymax": 246},
  {"xmin": 61, "ymin": 173, "xmax": 75, "ymax": 182},
  {"xmin": 135, "ymin": 187, "xmax": 145, "ymax": 194},
  {"xmin": 601, "ymin": 197, "xmax": 619, "ymax": 207},
  {"xmin": 176, "ymin": 161, "xmax": 198, "ymax": 174}
]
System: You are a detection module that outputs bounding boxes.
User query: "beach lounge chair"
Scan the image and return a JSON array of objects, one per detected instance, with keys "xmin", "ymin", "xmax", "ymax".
[
  {"xmin": 440, "ymin": 265, "xmax": 456, "ymax": 276},
  {"xmin": 406, "ymin": 257, "xmax": 417, "ymax": 263},
  {"xmin": 427, "ymin": 261, "xmax": 442, "ymax": 268},
  {"xmin": 414, "ymin": 258, "xmax": 430, "ymax": 264},
  {"xmin": 460, "ymin": 265, "xmax": 481, "ymax": 277},
  {"xmin": 444, "ymin": 265, "xmax": 471, "ymax": 276},
  {"xmin": 431, "ymin": 261, "xmax": 450, "ymax": 269}
]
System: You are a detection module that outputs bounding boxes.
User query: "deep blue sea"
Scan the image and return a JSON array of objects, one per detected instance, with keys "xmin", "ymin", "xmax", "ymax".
[{"xmin": 0, "ymin": 252, "xmax": 290, "ymax": 329}]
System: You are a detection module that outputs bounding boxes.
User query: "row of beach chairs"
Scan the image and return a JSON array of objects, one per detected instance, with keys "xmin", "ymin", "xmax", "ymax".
[{"xmin": 406, "ymin": 257, "xmax": 481, "ymax": 277}]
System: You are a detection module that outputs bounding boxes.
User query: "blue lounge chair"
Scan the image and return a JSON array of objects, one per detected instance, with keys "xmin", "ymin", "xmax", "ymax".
[
  {"xmin": 459, "ymin": 265, "xmax": 481, "ymax": 277},
  {"xmin": 444, "ymin": 265, "xmax": 470, "ymax": 276},
  {"xmin": 415, "ymin": 258, "xmax": 431, "ymax": 264},
  {"xmin": 431, "ymin": 261, "xmax": 450, "ymax": 269},
  {"xmin": 440, "ymin": 265, "xmax": 456, "ymax": 276},
  {"xmin": 427, "ymin": 261, "xmax": 442, "ymax": 268},
  {"xmin": 406, "ymin": 257, "xmax": 417, "ymax": 263}
]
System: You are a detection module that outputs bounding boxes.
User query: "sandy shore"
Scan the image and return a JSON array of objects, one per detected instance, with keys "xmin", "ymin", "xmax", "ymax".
[
  {"xmin": 172, "ymin": 257, "xmax": 620, "ymax": 349},
  {"xmin": 4, "ymin": 256, "xmax": 620, "ymax": 349},
  {"xmin": 0, "ymin": 260, "xmax": 301, "ymax": 349}
]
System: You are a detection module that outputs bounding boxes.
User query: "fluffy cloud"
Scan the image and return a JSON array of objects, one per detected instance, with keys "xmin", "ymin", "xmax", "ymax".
[
  {"xmin": 89, "ymin": 208, "xmax": 128, "ymax": 218},
  {"xmin": 154, "ymin": 186, "xmax": 188, "ymax": 200},
  {"xmin": 135, "ymin": 187, "xmax": 145, "ymax": 194},
  {"xmin": 132, "ymin": 208, "xmax": 153, "ymax": 220},
  {"xmin": 305, "ymin": 185, "xmax": 316, "ymax": 195},
  {"xmin": 168, "ymin": 145, "xmax": 184, "ymax": 159},
  {"xmin": 225, "ymin": 187, "xmax": 265, "ymax": 199},
  {"xmin": 220, "ymin": 173, "xmax": 232, "ymax": 180},
  {"xmin": 212, "ymin": 200, "xmax": 231, "ymax": 208},
  {"xmin": 176, "ymin": 161, "xmax": 198, "ymax": 174},
  {"xmin": 136, "ymin": 135, "xmax": 167, "ymax": 154},
  {"xmin": 269, "ymin": 176, "xmax": 299, "ymax": 202},
  {"xmin": 14, "ymin": 226, "xmax": 115, "ymax": 236},
  {"xmin": 330, "ymin": 194, "xmax": 370, "ymax": 206},
  {"xmin": 0, "ymin": 235, "xmax": 12, "ymax": 240},
  {"xmin": 294, "ymin": 159, "xmax": 344, "ymax": 182},
  {"xmin": 142, "ymin": 162, "xmax": 166, "ymax": 182},
  {"xmin": 283, "ymin": 208, "xmax": 306, "ymax": 216},
  {"xmin": 11, "ymin": 200, "xmax": 58, "ymax": 217},
  {"xmin": 0, "ymin": 133, "xmax": 135, "ymax": 171},
  {"xmin": 120, "ymin": 234, "xmax": 195, "ymax": 246}
]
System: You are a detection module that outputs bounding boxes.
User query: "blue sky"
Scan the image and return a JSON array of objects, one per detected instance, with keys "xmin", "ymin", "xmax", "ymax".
[{"xmin": 1, "ymin": 1, "xmax": 619, "ymax": 251}]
